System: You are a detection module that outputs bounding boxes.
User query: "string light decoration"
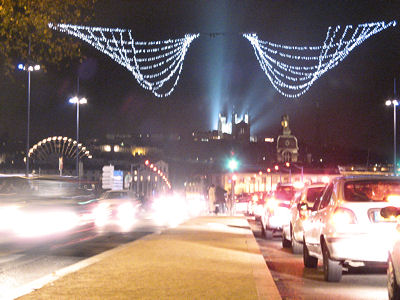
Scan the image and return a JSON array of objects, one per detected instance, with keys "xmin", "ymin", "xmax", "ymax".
[
  {"xmin": 29, "ymin": 136, "xmax": 92, "ymax": 160},
  {"xmin": 243, "ymin": 21, "xmax": 397, "ymax": 98},
  {"xmin": 144, "ymin": 159, "xmax": 171, "ymax": 189},
  {"xmin": 49, "ymin": 23, "xmax": 199, "ymax": 97}
]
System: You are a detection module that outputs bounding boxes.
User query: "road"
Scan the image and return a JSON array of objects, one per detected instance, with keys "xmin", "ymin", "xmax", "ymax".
[
  {"xmin": 0, "ymin": 217, "xmax": 162, "ymax": 300},
  {"xmin": 248, "ymin": 218, "xmax": 389, "ymax": 300}
]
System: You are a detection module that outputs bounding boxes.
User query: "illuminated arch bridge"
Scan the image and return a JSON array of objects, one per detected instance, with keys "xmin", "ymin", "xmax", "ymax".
[{"xmin": 28, "ymin": 136, "xmax": 92, "ymax": 161}]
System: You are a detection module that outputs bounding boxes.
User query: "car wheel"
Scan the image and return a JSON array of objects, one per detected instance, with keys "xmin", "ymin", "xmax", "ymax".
[
  {"xmin": 282, "ymin": 230, "xmax": 291, "ymax": 248},
  {"xmin": 291, "ymin": 227, "xmax": 303, "ymax": 254},
  {"xmin": 388, "ymin": 255, "xmax": 400, "ymax": 300},
  {"xmin": 322, "ymin": 242, "xmax": 342, "ymax": 282},
  {"xmin": 303, "ymin": 238, "xmax": 318, "ymax": 268}
]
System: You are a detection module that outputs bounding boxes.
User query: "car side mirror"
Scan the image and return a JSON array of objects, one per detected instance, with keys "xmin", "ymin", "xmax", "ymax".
[
  {"xmin": 297, "ymin": 202, "xmax": 309, "ymax": 211},
  {"xmin": 381, "ymin": 206, "xmax": 400, "ymax": 219}
]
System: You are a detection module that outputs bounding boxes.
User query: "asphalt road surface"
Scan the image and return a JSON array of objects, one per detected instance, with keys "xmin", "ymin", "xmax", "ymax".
[
  {"xmin": 248, "ymin": 218, "xmax": 389, "ymax": 300},
  {"xmin": 0, "ymin": 217, "xmax": 161, "ymax": 300}
]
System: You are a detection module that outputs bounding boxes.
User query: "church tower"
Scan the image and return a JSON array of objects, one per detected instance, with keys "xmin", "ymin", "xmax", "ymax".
[{"xmin": 276, "ymin": 114, "xmax": 299, "ymax": 162}]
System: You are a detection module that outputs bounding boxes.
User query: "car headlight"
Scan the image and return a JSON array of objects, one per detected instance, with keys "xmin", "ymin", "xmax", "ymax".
[
  {"xmin": 0, "ymin": 205, "xmax": 21, "ymax": 231},
  {"xmin": 14, "ymin": 210, "xmax": 80, "ymax": 238},
  {"xmin": 93, "ymin": 203, "xmax": 110, "ymax": 226},
  {"xmin": 117, "ymin": 202, "xmax": 136, "ymax": 220}
]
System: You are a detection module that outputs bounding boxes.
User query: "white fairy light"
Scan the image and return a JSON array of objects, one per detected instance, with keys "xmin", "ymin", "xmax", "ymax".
[
  {"xmin": 49, "ymin": 23, "xmax": 199, "ymax": 98},
  {"xmin": 243, "ymin": 20, "xmax": 397, "ymax": 98},
  {"xmin": 29, "ymin": 136, "xmax": 91, "ymax": 159}
]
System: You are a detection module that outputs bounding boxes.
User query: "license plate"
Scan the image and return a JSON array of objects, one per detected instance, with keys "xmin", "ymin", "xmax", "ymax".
[{"xmin": 373, "ymin": 210, "xmax": 397, "ymax": 222}]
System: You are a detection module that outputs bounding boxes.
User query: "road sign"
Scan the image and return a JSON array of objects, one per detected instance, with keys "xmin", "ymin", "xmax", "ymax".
[
  {"xmin": 102, "ymin": 165, "xmax": 114, "ymax": 189},
  {"xmin": 113, "ymin": 170, "xmax": 124, "ymax": 190}
]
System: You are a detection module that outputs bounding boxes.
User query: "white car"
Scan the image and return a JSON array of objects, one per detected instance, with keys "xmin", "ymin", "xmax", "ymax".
[
  {"xmin": 303, "ymin": 175, "xmax": 400, "ymax": 282},
  {"xmin": 282, "ymin": 183, "xmax": 326, "ymax": 253},
  {"xmin": 261, "ymin": 183, "xmax": 295, "ymax": 239},
  {"xmin": 380, "ymin": 206, "xmax": 400, "ymax": 300},
  {"xmin": 94, "ymin": 190, "xmax": 141, "ymax": 230},
  {"xmin": 251, "ymin": 192, "xmax": 268, "ymax": 221}
]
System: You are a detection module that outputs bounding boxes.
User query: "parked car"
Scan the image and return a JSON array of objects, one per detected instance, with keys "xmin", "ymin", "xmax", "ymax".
[
  {"xmin": 234, "ymin": 193, "xmax": 251, "ymax": 215},
  {"xmin": 380, "ymin": 206, "xmax": 400, "ymax": 300},
  {"xmin": 303, "ymin": 175, "xmax": 400, "ymax": 282},
  {"xmin": 260, "ymin": 183, "xmax": 295, "ymax": 239},
  {"xmin": 282, "ymin": 183, "xmax": 326, "ymax": 253}
]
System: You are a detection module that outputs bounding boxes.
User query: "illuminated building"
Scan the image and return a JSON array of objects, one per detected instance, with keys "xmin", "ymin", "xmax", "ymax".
[
  {"xmin": 194, "ymin": 111, "xmax": 251, "ymax": 142},
  {"xmin": 277, "ymin": 114, "xmax": 298, "ymax": 163}
]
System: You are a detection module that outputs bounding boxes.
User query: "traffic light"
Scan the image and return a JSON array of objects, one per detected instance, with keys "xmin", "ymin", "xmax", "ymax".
[
  {"xmin": 227, "ymin": 158, "xmax": 239, "ymax": 172},
  {"xmin": 285, "ymin": 162, "xmax": 290, "ymax": 167},
  {"xmin": 274, "ymin": 165, "xmax": 279, "ymax": 171},
  {"xmin": 267, "ymin": 168, "xmax": 271, "ymax": 173}
]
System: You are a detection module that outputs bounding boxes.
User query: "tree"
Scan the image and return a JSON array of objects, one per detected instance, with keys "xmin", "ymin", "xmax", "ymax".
[{"xmin": 0, "ymin": 0, "xmax": 97, "ymax": 74}]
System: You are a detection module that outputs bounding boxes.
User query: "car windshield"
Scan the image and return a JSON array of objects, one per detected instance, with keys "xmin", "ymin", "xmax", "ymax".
[
  {"xmin": 103, "ymin": 192, "xmax": 129, "ymax": 199},
  {"xmin": 306, "ymin": 186, "xmax": 325, "ymax": 203},
  {"xmin": 344, "ymin": 179, "xmax": 400, "ymax": 202}
]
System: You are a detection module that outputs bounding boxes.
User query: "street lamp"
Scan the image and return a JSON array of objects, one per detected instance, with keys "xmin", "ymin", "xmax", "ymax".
[
  {"xmin": 227, "ymin": 157, "xmax": 239, "ymax": 215},
  {"xmin": 386, "ymin": 98, "xmax": 399, "ymax": 175},
  {"xmin": 18, "ymin": 62, "xmax": 40, "ymax": 176},
  {"xmin": 69, "ymin": 96, "xmax": 87, "ymax": 177}
]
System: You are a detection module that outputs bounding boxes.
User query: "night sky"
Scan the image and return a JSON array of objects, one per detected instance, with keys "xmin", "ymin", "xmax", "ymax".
[{"xmin": 1, "ymin": 1, "xmax": 399, "ymax": 160}]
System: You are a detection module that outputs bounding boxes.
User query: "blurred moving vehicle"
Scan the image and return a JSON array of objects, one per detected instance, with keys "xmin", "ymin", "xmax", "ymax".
[
  {"xmin": 380, "ymin": 206, "xmax": 400, "ymax": 300},
  {"xmin": 0, "ymin": 175, "xmax": 97, "ymax": 243},
  {"xmin": 303, "ymin": 176, "xmax": 400, "ymax": 282},
  {"xmin": 93, "ymin": 190, "xmax": 141, "ymax": 231},
  {"xmin": 260, "ymin": 183, "xmax": 295, "ymax": 239},
  {"xmin": 248, "ymin": 192, "xmax": 268, "ymax": 220},
  {"xmin": 282, "ymin": 183, "xmax": 326, "ymax": 253},
  {"xmin": 151, "ymin": 192, "xmax": 190, "ymax": 227}
]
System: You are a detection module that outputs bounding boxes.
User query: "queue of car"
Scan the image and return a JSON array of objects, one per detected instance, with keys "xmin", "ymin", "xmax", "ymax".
[
  {"xmin": 282, "ymin": 182, "xmax": 326, "ymax": 253},
  {"xmin": 252, "ymin": 174, "xmax": 400, "ymax": 299}
]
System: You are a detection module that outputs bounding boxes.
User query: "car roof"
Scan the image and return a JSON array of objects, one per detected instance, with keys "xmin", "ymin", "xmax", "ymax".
[
  {"xmin": 304, "ymin": 183, "xmax": 327, "ymax": 189},
  {"xmin": 337, "ymin": 175, "xmax": 400, "ymax": 181}
]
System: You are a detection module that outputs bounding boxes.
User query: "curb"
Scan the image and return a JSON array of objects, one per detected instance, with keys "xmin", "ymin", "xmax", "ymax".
[{"xmin": 244, "ymin": 219, "xmax": 282, "ymax": 300}]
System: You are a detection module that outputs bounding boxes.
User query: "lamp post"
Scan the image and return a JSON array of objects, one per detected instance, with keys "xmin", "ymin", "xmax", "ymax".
[
  {"xmin": 292, "ymin": 163, "xmax": 304, "ymax": 183},
  {"xmin": 386, "ymin": 78, "xmax": 399, "ymax": 176},
  {"xmin": 267, "ymin": 168, "xmax": 272, "ymax": 191},
  {"xmin": 227, "ymin": 157, "xmax": 239, "ymax": 215},
  {"xmin": 386, "ymin": 98, "xmax": 398, "ymax": 175},
  {"xmin": 18, "ymin": 61, "xmax": 40, "ymax": 176},
  {"xmin": 69, "ymin": 96, "xmax": 87, "ymax": 177}
]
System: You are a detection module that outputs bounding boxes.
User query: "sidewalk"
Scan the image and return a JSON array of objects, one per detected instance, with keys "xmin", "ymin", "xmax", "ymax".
[{"xmin": 16, "ymin": 216, "xmax": 281, "ymax": 300}]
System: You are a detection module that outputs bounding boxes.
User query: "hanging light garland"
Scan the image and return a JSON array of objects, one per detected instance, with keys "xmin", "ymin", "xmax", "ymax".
[
  {"xmin": 29, "ymin": 136, "xmax": 92, "ymax": 160},
  {"xmin": 243, "ymin": 20, "xmax": 397, "ymax": 98},
  {"xmin": 49, "ymin": 23, "xmax": 199, "ymax": 97}
]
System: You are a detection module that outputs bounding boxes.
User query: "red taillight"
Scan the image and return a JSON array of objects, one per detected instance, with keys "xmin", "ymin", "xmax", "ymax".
[{"xmin": 330, "ymin": 207, "xmax": 357, "ymax": 225}]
